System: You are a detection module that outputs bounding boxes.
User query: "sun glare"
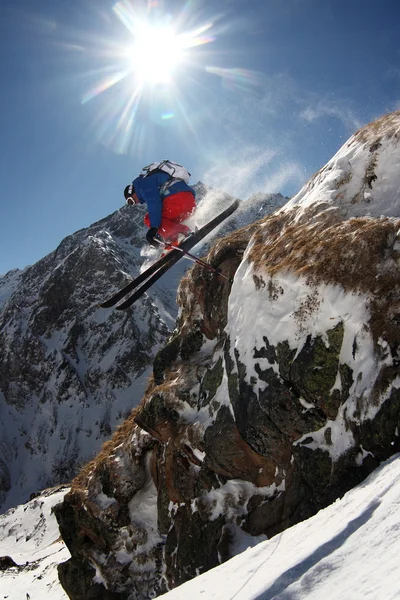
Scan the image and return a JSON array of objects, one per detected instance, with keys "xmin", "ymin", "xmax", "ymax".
[
  {"xmin": 76, "ymin": 1, "xmax": 263, "ymax": 155},
  {"xmin": 129, "ymin": 24, "xmax": 184, "ymax": 84},
  {"xmin": 78, "ymin": 0, "xmax": 220, "ymax": 153}
]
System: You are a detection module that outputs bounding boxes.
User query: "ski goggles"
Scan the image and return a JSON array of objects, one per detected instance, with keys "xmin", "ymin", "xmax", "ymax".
[{"xmin": 124, "ymin": 183, "xmax": 137, "ymax": 205}]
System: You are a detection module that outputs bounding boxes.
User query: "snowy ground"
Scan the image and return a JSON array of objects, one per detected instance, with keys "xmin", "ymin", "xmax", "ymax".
[
  {"xmin": 0, "ymin": 486, "xmax": 70, "ymax": 599},
  {"xmin": 1, "ymin": 456, "xmax": 400, "ymax": 598}
]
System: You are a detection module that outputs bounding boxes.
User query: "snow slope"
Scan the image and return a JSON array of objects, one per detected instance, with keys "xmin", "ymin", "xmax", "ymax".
[
  {"xmin": 0, "ymin": 486, "xmax": 69, "ymax": 599},
  {"xmin": 282, "ymin": 110, "xmax": 400, "ymax": 220},
  {"xmin": 163, "ymin": 453, "xmax": 400, "ymax": 600},
  {"xmin": 2, "ymin": 456, "xmax": 400, "ymax": 599},
  {"xmin": 0, "ymin": 268, "xmax": 24, "ymax": 309}
]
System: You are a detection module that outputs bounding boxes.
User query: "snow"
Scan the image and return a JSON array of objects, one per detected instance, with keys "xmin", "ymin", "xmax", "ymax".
[
  {"xmin": 281, "ymin": 120, "xmax": 400, "ymax": 220},
  {"xmin": 1, "ymin": 118, "xmax": 400, "ymax": 598},
  {"xmin": 0, "ymin": 268, "xmax": 24, "ymax": 309},
  {"xmin": 128, "ymin": 452, "xmax": 164, "ymax": 554},
  {"xmin": 226, "ymin": 524, "xmax": 268, "ymax": 557},
  {"xmin": 191, "ymin": 479, "xmax": 283, "ymax": 522},
  {"xmin": 0, "ymin": 487, "xmax": 70, "ymax": 599},
  {"xmin": 228, "ymin": 266, "xmax": 371, "ymax": 364},
  {"xmin": 2, "ymin": 457, "xmax": 400, "ymax": 599},
  {"xmin": 162, "ymin": 454, "xmax": 400, "ymax": 600}
]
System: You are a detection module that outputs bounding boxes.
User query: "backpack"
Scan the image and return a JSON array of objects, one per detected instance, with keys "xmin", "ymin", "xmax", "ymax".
[{"xmin": 141, "ymin": 160, "xmax": 191, "ymax": 184}]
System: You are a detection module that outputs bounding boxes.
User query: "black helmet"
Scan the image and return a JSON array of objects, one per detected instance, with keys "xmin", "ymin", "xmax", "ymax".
[{"xmin": 124, "ymin": 184, "xmax": 135, "ymax": 201}]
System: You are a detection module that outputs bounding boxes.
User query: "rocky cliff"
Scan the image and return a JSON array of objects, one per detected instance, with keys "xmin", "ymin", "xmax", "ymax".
[
  {"xmin": 0, "ymin": 185, "xmax": 284, "ymax": 513},
  {"xmin": 54, "ymin": 111, "xmax": 400, "ymax": 599}
]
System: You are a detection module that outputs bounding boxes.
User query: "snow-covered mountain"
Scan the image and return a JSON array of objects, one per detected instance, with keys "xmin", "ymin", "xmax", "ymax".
[
  {"xmin": 0, "ymin": 205, "xmax": 168, "ymax": 513},
  {"xmin": 53, "ymin": 111, "xmax": 400, "ymax": 599},
  {"xmin": 0, "ymin": 185, "xmax": 286, "ymax": 513}
]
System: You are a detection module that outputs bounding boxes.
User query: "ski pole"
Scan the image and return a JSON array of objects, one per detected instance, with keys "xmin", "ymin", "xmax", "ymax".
[
  {"xmin": 176, "ymin": 246, "xmax": 231, "ymax": 279},
  {"xmin": 156, "ymin": 239, "xmax": 231, "ymax": 281}
]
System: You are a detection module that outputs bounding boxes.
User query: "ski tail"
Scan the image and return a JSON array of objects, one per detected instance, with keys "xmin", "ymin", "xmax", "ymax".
[
  {"xmin": 114, "ymin": 199, "xmax": 239, "ymax": 310},
  {"xmin": 99, "ymin": 248, "xmax": 180, "ymax": 308},
  {"xmin": 115, "ymin": 257, "xmax": 182, "ymax": 310}
]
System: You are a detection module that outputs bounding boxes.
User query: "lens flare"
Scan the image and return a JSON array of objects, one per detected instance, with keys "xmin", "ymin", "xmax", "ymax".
[
  {"xmin": 82, "ymin": 72, "xmax": 127, "ymax": 104},
  {"xmin": 128, "ymin": 23, "xmax": 184, "ymax": 84},
  {"xmin": 205, "ymin": 66, "xmax": 265, "ymax": 95}
]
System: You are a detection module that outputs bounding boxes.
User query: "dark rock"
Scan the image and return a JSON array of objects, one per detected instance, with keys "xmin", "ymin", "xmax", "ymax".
[
  {"xmin": 180, "ymin": 327, "xmax": 204, "ymax": 360},
  {"xmin": 53, "ymin": 493, "xmax": 118, "ymax": 556},
  {"xmin": 0, "ymin": 555, "xmax": 18, "ymax": 570},
  {"xmin": 153, "ymin": 335, "xmax": 180, "ymax": 385},
  {"xmin": 290, "ymin": 323, "xmax": 345, "ymax": 418},
  {"xmin": 204, "ymin": 405, "xmax": 277, "ymax": 486},
  {"xmin": 165, "ymin": 506, "xmax": 225, "ymax": 588},
  {"xmin": 358, "ymin": 386, "xmax": 400, "ymax": 460},
  {"xmin": 199, "ymin": 357, "xmax": 224, "ymax": 407},
  {"xmin": 48, "ymin": 116, "xmax": 400, "ymax": 600},
  {"xmin": 58, "ymin": 557, "xmax": 126, "ymax": 600},
  {"xmin": 135, "ymin": 395, "xmax": 180, "ymax": 441}
]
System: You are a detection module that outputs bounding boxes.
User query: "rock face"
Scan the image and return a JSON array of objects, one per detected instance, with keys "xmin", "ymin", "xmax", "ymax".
[
  {"xmin": 54, "ymin": 111, "xmax": 400, "ymax": 599},
  {"xmin": 0, "ymin": 184, "xmax": 285, "ymax": 513}
]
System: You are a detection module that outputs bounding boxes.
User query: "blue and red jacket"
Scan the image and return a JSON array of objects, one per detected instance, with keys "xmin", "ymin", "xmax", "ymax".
[{"xmin": 132, "ymin": 171, "xmax": 196, "ymax": 228}]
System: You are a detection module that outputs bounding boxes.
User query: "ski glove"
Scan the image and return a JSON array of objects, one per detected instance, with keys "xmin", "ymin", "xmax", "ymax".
[{"xmin": 146, "ymin": 227, "xmax": 163, "ymax": 247}]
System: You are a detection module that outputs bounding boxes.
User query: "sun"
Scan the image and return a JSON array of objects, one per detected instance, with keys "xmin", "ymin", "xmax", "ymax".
[
  {"xmin": 128, "ymin": 23, "xmax": 185, "ymax": 85},
  {"xmin": 114, "ymin": 2, "xmax": 216, "ymax": 89},
  {"xmin": 79, "ymin": 0, "xmax": 223, "ymax": 153}
]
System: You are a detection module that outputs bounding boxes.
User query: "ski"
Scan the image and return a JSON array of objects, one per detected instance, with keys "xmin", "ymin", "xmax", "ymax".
[
  {"xmin": 106, "ymin": 199, "xmax": 239, "ymax": 310},
  {"xmin": 115, "ymin": 255, "xmax": 188, "ymax": 310},
  {"xmin": 99, "ymin": 244, "xmax": 182, "ymax": 308}
]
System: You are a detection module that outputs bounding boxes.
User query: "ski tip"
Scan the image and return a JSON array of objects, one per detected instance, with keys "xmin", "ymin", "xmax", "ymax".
[
  {"xmin": 115, "ymin": 303, "xmax": 129, "ymax": 311},
  {"xmin": 99, "ymin": 302, "xmax": 112, "ymax": 308}
]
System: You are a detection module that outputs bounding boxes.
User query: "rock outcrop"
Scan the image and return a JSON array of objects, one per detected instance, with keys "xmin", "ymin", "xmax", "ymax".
[{"xmin": 54, "ymin": 111, "xmax": 400, "ymax": 599}]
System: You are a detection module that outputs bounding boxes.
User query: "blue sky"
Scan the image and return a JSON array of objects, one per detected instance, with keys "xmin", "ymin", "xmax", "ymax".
[{"xmin": 1, "ymin": 0, "xmax": 400, "ymax": 275}]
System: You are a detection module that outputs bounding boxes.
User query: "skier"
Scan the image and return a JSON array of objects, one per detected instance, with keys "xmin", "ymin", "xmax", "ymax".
[
  {"xmin": 101, "ymin": 199, "xmax": 240, "ymax": 309},
  {"xmin": 124, "ymin": 165, "xmax": 196, "ymax": 248}
]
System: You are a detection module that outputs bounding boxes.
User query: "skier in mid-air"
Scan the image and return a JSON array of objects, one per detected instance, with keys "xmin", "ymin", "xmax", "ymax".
[
  {"xmin": 124, "ymin": 161, "xmax": 196, "ymax": 248},
  {"xmin": 102, "ymin": 191, "xmax": 240, "ymax": 309}
]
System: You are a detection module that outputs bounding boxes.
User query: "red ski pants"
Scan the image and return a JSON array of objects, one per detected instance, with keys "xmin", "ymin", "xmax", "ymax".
[{"xmin": 144, "ymin": 191, "xmax": 196, "ymax": 244}]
